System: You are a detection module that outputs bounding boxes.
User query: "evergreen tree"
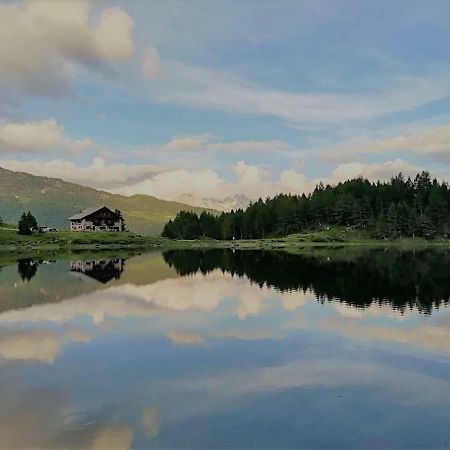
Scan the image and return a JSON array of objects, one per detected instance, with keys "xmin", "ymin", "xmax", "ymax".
[
  {"xmin": 374, "ymin": 211, "xmax": 387, "ymax": 239},
  {"xmin": 418, "ymin": 209, "xmax": 436, "ymax": 239},
  {"xmin": 386, "ymin": 202, "xmax": 399, "ymax": 238},
  {"xmin": 397, "ymin": 201, "xmax": 412, "ymax": 237},
  {"xmin": 161, "ymin": 171, "xmax": 450, "ymax": 241},
  {"xmin": 18, "ymin": 211, "xmax": 38, "ymax": 235}
]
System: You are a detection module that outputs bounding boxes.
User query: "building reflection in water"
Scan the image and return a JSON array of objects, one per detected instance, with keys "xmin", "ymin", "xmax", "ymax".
[{"xmin": 70, "ymin": 259, "xmax": 125, "ymax": 284}]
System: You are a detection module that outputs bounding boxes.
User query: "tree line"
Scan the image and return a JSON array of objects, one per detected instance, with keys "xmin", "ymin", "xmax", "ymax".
[{"xmin": 162, "ymin": 172, "xmax": 450, "ymax": 240}]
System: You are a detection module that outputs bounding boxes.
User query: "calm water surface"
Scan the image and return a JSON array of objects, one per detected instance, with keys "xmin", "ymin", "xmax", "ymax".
[{"xmin": 0, "ymin": 248, "xmax": 450, "ymax": 449}]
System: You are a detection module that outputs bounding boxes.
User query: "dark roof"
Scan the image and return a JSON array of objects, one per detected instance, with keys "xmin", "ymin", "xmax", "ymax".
[{"xmin": 68, "ymin": 206, "xmax": 111, "ymax": 220}]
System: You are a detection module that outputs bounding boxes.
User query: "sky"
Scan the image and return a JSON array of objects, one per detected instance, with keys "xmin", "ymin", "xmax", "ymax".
[{"xmin": 1, "ymin": 0, "xmax": 450, "ymax": 208}]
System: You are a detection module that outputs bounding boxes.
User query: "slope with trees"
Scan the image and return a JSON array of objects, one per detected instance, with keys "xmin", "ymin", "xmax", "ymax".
[{"xmin": 162, "ymin": 172, "xmax": 450, "ymax": 240}]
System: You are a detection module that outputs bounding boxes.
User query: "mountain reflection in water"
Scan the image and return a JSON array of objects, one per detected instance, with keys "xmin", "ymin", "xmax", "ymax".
[{"xmin": 0, "ymin": 248, "xmax": 449, "ymax": 449}]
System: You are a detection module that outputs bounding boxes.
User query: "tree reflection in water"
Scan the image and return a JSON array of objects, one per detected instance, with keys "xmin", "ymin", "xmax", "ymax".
[
  {"xmin": 163, "ymin": 248, "xmax": 450, "ymax": 314},
  {"xmin": 17, "ymin": 259, "xmax": 39, "ymax": 282}
]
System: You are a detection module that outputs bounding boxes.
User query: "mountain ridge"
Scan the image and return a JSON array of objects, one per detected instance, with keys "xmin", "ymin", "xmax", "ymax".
[
  {"xmin": 0, "ymin": 166, "xmax": 218, "ymax": 235},
  {"xmin": 175, "ymin": 193, "xmax": 251, "ymax": 211}
]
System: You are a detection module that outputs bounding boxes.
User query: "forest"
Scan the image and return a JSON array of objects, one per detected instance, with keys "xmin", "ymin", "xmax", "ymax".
[{"xmin": 162, "ymin": 171, "xmax": 450, "ymax": 240}]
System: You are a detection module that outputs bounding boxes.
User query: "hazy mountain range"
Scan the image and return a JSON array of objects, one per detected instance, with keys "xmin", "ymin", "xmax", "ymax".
[
  {"xmin": 0, "ymin": 167, "xmax": 216, "ymax": 236},
  {"xmin": 175, "ymin": 194, "xmax": 251, "ymax": 211}
]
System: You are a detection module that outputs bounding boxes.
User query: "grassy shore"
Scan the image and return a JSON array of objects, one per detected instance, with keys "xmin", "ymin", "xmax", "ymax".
[
  {"xmin": 1, "ymin": 224, "xmax": 449, "ymax": 258},
  {"xmin": 0, "ymin": 225, "xmax": 162, "ymax": 251}
]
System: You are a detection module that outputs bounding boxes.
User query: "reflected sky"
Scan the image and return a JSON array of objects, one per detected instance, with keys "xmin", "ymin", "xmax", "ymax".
[{"xmin": 0, "ymin": 250, "xmax": 449, "ymax": 449}]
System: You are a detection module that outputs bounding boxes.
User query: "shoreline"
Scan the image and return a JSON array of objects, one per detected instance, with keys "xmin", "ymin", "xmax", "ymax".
[
  {"xmin": 1, "ymin": 224, "xmax": 450, "ymax": 259},
  {"xmin": 1, "ymin": 234, "xmax": 449, "ymax": 254}
]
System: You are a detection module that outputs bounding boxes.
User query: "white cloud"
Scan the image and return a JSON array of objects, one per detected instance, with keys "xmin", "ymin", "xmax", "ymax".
[
  {"xmin": 118, "ymin": 168, "xmax": 227, "ymax": 200},
  {"xmin": 0, "ymin": 156, "xmax": 429, "ymax": 207},
  {"xmin": 94, "ymin": 7, "xmax": 134, "ymax": 61},
  {"xmin": 115, "ymin": 160, "xmax": 313, "ymax": 203},
  {"xmin": 0, "ymin": 157, "xmax": 161, "ymax": 189},
  {"xmin": 0, "ymin": 119, "xmax": 95, "ymax": 154},
  {"xmin": 327, "ymin": 159, "xmax": 425, "ymax": 184},
  {"xmin": 142, "ymin": 47, "xmax": 161, "ymax": 79},
  {"xmin": 207, "ymin": 139, "xmax": 296, "ymax": 154},
  {"xmin": 233, "ymin": 161, "xmax": 266, "ymax": 189},
  {"xmin": 0, "ymin": 270, "xmax": 293, "ymax": 326},
  {"xmin": 0, "ymin": 328, "xmax": 90, "ymax": 363},
  {"xmin": 0, "ymin": 0, "xmax": 134, "ymax": 97},
  {"xmin": 167, "ymin": 331, "xmax": 205, "ymax": 346},
  {"xmin": 164, "ymin": 133, "xmax": 214, "ymax": 151},
  {"xmin": 143, "ymin": 57, "xmax": 450, "ymax": 126},
  {"xmin": 133, "ymin": 133, "xmax": 298, "ymax": 156},
  {"xmin": 327, "ymin": 124, "xmax": 450, "ymax": 163},
  {"xmin": 280, "ymin": 170, "xmax": 309, "ymax": 193},
  {"xmin": 91, "ymin": 426, "xmax": 134, "ymax": 450}
]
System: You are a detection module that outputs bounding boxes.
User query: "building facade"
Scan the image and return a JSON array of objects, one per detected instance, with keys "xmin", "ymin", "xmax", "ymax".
[{"xmin": 68, "ymin": 206, "xmax": 124, "ymax": 232}]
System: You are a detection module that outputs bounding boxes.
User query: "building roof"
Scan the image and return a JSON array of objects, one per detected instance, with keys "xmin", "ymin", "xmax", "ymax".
[{"xmin": 68, "ymin": 206, "xmax": 109, "ymax": 220}]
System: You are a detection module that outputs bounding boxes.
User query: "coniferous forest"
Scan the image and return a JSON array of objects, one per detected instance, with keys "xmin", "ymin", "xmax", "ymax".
[{"xmin": 162, "ymin": 172, "xmax": 450, "ymax": 240}]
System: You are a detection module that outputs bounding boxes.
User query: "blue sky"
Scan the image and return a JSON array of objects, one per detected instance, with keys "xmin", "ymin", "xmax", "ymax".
[{"xmin": 1, "ymin": 0, "xmax": 450, "ymax": 207}]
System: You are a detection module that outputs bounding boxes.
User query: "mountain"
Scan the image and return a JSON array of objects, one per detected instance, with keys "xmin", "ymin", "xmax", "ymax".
[
  {"xmin": 175, "ymin": 194, "xmax": 251, "ymax": 211},
  {"xmin": 0, "ymin": 167, "xmax": 217, "ymax": 236}
]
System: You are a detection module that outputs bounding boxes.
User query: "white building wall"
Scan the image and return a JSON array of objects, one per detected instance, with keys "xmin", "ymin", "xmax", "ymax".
[{"xmin": 70, "ymin": 217, "xmax": 122, "ymax": 231}]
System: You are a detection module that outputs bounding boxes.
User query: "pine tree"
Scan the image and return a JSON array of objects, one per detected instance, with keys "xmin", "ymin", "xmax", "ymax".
[
  {"xmin": 397, "ymin": 201, "xmax": 412, "ymax": 237},
  {"xmin": 386, "ymin": 202, "xmax": 399, "ymax": 238},
  {"xmin": 18, "ymin": 211, "xmax": 38, "ymax": 235},
  {"xmin": 418, "ymin": 209, "xmax": 436, "ymax": 240}
]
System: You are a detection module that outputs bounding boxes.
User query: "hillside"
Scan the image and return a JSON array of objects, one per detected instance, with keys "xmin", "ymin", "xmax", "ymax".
[{"xmin": 0, "ymin": 167, "xmax": 217, "ymax": 235}]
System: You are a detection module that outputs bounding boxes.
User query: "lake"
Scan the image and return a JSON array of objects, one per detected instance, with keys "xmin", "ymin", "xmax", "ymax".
[{"xmin": 0, "ymin": 248, "xmax": 449, "ymax": 449}]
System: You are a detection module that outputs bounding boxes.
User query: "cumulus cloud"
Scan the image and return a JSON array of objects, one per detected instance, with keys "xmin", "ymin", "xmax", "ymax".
[
  {"xmin": 0, "ymin": 119, "xmax": 95, "ymax": 154},
  {"xmin": 0, "ymin": 0, "xmax": 134, "ymax": 97},
  {"xmin": 0, "ymin": 156, "xmax": 430, "ymax": 208},
  {"xmin": 326, "ymin": 158, "xmax": 425, "ymax": 184},
  {"xmin": 117, "ymin": 168, "xmax": 227, "ymax": 201},
  {"xmin": 94, "ymin": 7, "xmax": 134, "ymax": 61},
  {"xmin": 143, "ymin": 56, "xmax": 450, "ymax": 126},
  {"xmin": 114, "ymin": 160, "xmax": 313, "ymax": 205}
]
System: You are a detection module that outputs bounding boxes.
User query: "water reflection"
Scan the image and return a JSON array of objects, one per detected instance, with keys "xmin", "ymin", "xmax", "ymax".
[
  {"xmin": 0, "ymin": 249, "xmax": 449, "ymax": 449},
  {"xmin": 164, "ymin": 248, "xmax": 450, "ymax": 313},
  {"xmin": 70, "ymin": 259, "xmax": 125, "ymax": 284},
  {"xmin": 17, "ymin": 258, "xmax": 39, "ymax": 282}
]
